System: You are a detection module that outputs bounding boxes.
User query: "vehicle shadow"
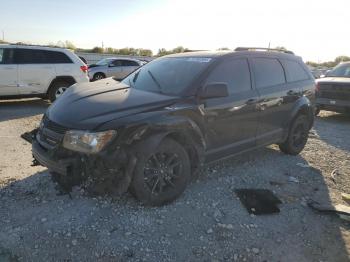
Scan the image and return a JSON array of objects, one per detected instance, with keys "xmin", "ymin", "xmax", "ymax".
[
  {"xmin": 0, "ymin": 145, "xmax": 349, "ymax": 261},
  {"xmin": 313, "ymin": 111, "xmax": 350, "ymax": 152},
  {"xmin": 0, "ymin": 98, "xmax": 49, "ymax": 122}
]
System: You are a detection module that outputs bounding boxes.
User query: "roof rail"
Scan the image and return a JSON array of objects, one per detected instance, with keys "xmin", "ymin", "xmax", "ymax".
[
  {"xmin": 234, "ymin": 47, "xmax": 294, "ymax": 55},
  {"xmin": 8, "ymin": 43, "xmax": 65, "ymax": 49}
]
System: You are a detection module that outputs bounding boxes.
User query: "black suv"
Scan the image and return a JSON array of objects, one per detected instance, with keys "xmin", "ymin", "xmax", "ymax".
[{"xmin": 32, "ymin": 48, "xmax": 316, "ymax": 206}]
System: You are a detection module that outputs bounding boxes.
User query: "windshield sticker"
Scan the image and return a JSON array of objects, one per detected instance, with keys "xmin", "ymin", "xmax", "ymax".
[{"xmin": 186, "ymin": 57, "xmax": 212, "ymax": 63}]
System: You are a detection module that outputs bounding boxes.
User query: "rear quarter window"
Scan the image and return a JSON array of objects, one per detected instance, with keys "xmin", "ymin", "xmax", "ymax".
[
  {"xmin": 281, "ymin": 59, "xmax": 309, "ymax": 82},
  {"xmin": 46, "ymin": 51, "xmax": 73, "ymax": 64},
  {"xmin": 252, "ymin": 58, "xmax": 285, "ymax": 88}
]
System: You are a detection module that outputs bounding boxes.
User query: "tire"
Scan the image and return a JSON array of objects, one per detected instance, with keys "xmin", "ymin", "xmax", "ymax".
[
  {"xmin": 314, "ymin": 106, "xmax": 321, "ymax": 116},
  {"xmin": 93, "ymin": 73, "xmax": 106, "ymax": 81},
  {"xmin": 130, "ymin": 138, "xmax": 191, "ymax": 206},
  {"xmin": 279, "ymin": 115, "xmax": 310, "ymax": 155},
  {"xmin": 48, "ymin": 81, "xmax": 71, "ymax": 102}
]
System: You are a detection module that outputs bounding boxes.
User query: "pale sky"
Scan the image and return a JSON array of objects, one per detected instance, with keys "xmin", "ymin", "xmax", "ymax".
[{"xmin": 1, "ymin": 0, "xmax": 349, "ymax": 62}]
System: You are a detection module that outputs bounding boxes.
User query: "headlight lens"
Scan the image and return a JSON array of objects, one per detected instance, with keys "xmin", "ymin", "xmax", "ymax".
[{"xmin": 63, "ymin": 130, "xmax": 116, "ymax": 154}]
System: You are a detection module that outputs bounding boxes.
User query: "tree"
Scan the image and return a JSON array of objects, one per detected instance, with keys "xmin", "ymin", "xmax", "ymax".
[
  {"xmin": 64, "ymin": 40, "xmax": 76, "ymax": 50},
  {"xmin": 92, "ymin": 46, "xmax": 104, "ymax": 53},
  {"xmin": 274, "ymin": 46, "xmax": 287, "ymax": 51},
  {"xmin": 334, "ymin": 56, "xmax": 350, "ymax": 64},
  {"xmin": 138, "ymin": 49, "xmax": 153, "ymax": 56},
  {"xmin": 157, "ymin": 46, "xmax": 189, "ymax": 56},
  {"xmin": 217, "ymin": 47, "xmax": 230, "ymax": 51}
]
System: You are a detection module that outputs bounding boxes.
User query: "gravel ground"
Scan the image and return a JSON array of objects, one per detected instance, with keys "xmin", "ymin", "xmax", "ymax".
[{"xmin": 0, "ymin": 98, "xmax": 349, "ymax": 262}]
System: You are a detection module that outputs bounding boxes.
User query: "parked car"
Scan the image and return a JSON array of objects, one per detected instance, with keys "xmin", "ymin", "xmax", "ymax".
[
  {"xmin": 0, "ymin": 44, "xmax": 89, "ymax": 102},
  {"xmin": 315, "ymin": 62, "xmax": 350, "ymax": 115},
  {"xmin": 32, "ymin": 48, "xmax": 316, "ymax": 206},
  {"xmin": 88, "ymin": 58, "xmax": 143, "ymax": 81}
]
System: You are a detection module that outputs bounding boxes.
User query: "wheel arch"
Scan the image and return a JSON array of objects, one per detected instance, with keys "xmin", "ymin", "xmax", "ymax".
[
  {"xmin": 127, "ymin": 120, "xmax": 206, "ymax": 174},
  {"xmin": 47, "ymin": 76, "xmax": 77, "ymax": 95},
  {"xmin": 283, "ymin": 97, "xmax": 315, "ymax": 139}
]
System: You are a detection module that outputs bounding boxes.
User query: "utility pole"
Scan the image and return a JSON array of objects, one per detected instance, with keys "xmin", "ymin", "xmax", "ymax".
[{"xmin": 2, "ymin": 30, "xmax": 4, "ymax": 41}]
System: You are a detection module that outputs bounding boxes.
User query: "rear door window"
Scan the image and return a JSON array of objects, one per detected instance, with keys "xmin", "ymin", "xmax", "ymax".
[
  {"xmin": 252, "ymin": 58, "xmax": 286, "ymax": 88},
  {"xmin": 281, "ymin": 59, "xmax": 309, "ymax": 82},
  {"xmin": 110, "ymin": 60, "xmax": 122, "ymax": 67},
  {"xmin": 205, "ymin": 58, "xmax": 251, "ymax": 95},
  {"xmin": 0, "ymin": 48, "xmax": 14, "ymax": 64},
  {"xmin": 15, "ymin": 49, "xmax": 47, "ymax": 64},
  {"xmin": 122, "ymin": 60, "xmax": 139, "ymax": 66}
]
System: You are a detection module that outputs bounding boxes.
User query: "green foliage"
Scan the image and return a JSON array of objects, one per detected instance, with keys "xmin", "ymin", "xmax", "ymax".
[
  {"xmin": 217, "ymin": 47, "xmax": 230, "ymax": 51},
  {"xmin": 91, "ymin": 46, "xmax": 104, "ymax": 53},
  {"xmin": 156, "ymin": 46, "xmax": 189, "ymax": 56},
  {"xmin": 307, "ymin": 56, "xmax": 350, "ymax": 68}
]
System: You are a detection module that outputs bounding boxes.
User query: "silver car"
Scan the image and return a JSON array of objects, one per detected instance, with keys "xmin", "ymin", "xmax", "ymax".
[{"xmin": 88, "ymin": 58, "xmax": 143, "ymax": 81}]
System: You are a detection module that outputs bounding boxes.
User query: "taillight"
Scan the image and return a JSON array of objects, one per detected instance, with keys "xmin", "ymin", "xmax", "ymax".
[{"xmin": 80, "ymin": 65, "xmax": 88, "ymax": 73}]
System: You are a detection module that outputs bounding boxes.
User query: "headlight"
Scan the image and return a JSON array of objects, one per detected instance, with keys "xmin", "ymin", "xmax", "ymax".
[{"xmin": 63, "ymin": 130, "xmax": 116, "ymax": 154}]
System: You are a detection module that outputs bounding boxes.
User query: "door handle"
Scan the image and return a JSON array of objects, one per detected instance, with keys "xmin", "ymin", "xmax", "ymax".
[
  {"xmin": 287, "ymin": 90, "xmax": 299, "ymax": 96},
  {"xmin": 4, "ymin": 67, "xmax": 15, "ymax": 70},
  {"xmin": 246, "ymin": 98, "xmax": 257, "ymax": 105}
]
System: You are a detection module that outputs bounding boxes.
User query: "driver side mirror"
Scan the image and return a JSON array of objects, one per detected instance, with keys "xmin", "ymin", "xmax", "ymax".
[{"xmin": 198, "ymin": 83, "xmax": 229, "ymax": 99}]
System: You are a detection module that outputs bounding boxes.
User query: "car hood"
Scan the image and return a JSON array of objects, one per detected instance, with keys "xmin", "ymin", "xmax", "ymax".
[
  {"xmin": 317, "ymin": 77, "xmax": 350, "ymax": 84},
  {"xmin": 47, "ymin": 78, "xmax": 179, "ymax": 130}
]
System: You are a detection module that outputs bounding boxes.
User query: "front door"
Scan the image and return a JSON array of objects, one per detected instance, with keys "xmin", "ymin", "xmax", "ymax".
[
  {"xmin": 0, "ymin": 48, "xmax": 18, "ymax": 96},
  {"xmin": 200, "ymin": 58, "xmax": 260, "ymax": 161}
]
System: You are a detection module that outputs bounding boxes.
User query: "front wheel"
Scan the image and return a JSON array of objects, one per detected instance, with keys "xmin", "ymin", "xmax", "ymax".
[
  {"xmin": 279, "ymin": 115, "xmax": 310, "ymax": 155},
  {"xmin": 130, "ymin": 138, "xmax": 191, "ymax": 206}
]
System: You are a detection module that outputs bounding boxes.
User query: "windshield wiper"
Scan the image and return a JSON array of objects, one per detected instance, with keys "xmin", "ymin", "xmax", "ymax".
[{"xmin": 147, "ymin": 70, "xmax": 163, "ymax": 93}]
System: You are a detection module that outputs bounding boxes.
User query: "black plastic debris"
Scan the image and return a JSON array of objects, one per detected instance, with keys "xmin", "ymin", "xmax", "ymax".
[
  {"xmin": 20, "ymin": 129, "xmax": 38, "ymax": 144},
  {"xmin": 308, "ymin": 200, "xmax": 350, "ymax": 222},
  {"xmin": 235, "ymin": 189, "xmax": 282, "ymax": 215}
]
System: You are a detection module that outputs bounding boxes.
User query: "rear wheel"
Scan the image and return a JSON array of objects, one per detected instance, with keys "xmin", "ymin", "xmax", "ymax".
[
  {"xmin": 279, "ymin": 115, "xmax": 310, "ymax": 155},
  {"xmin": 130, "ymin": 138, "xmax": 191, "ymax": 206},
  {"xmin": 93, "ymin": 73, "xmax": 105, "ymax": 81},
  {"xmin": 48, "ymin": 81, "xmax": 71, "ymax": 102}
]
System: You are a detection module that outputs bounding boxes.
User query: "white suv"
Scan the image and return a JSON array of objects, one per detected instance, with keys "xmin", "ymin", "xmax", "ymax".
[{"xmin": 0, "ymin": 45, "xmax": 89, "ymax": 102}]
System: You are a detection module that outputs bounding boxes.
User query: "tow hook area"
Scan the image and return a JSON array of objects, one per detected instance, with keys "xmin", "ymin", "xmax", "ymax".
[{"xmin": 22, "ymin": 129, "xmax": 139, "ymax": 196}]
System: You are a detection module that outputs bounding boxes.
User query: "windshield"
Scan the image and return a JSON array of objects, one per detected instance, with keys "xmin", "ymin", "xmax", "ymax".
[
  {"xmin": 121, "ymin": 57, "xmax": 212, "ymax": 95},
  {"xmin": 96, "ymin": 58, "xmax": 113, "ymax": 66},
  {"xmin": 327, "ymin": 63, "xmax": 350, "ymax": 77}
]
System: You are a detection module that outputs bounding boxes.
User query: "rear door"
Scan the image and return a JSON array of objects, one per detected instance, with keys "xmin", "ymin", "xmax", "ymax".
[
  {"xmin": 0, "ymin": 47, "xmax": 18, "ymax": 96},
  {"xmin": 201, "ymin": 58, "xmax": 260, "ymax": 161},
  {"xmin": 251, "ymin": 57, "xmax": 301, "ymax": 145},
  {"xmin": 120, "ymin": 60, "xmax": 140, "ymax": 78},
  {"xmin": 107, "ymin": 59, "xmax": 123, "ymax": 78},
  {"xmin": 15, "ymin": 48, "xmax": 56, "ymax": 95}
]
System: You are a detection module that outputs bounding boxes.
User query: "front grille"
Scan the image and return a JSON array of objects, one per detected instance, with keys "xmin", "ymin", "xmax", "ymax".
[
  {"xmin": 319, "ymin": 83, "xmax": 350, "ymax": 101},
  {"xmin": 320, "ymin": 90, "xmax": 350, "ymax": 100},
  {"xmin": 38, "ymin": 116, "xmax": 68, "ymax": 149},
  {"xmin": 43, "ymin": 115, "xmax": 69, "ymax": 134}
]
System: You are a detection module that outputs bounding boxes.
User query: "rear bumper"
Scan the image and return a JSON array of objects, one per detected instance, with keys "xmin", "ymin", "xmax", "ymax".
[
  {"xmin": 316, "ymin": 98, "xmax": 350, "ymax": 112},
  {"xmin": 32, "ymin": 140, "xmax": 72, "ymax": 175}
]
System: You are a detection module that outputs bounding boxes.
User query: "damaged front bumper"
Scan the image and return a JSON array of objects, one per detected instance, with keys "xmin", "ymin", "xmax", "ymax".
[
  {"xmin": 32, "ymin": 140, "xmax": 72, "ymax": 175},
  {"xmin": 30, "ymin": 130, "xmax": 137, "ymax": 195}
]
